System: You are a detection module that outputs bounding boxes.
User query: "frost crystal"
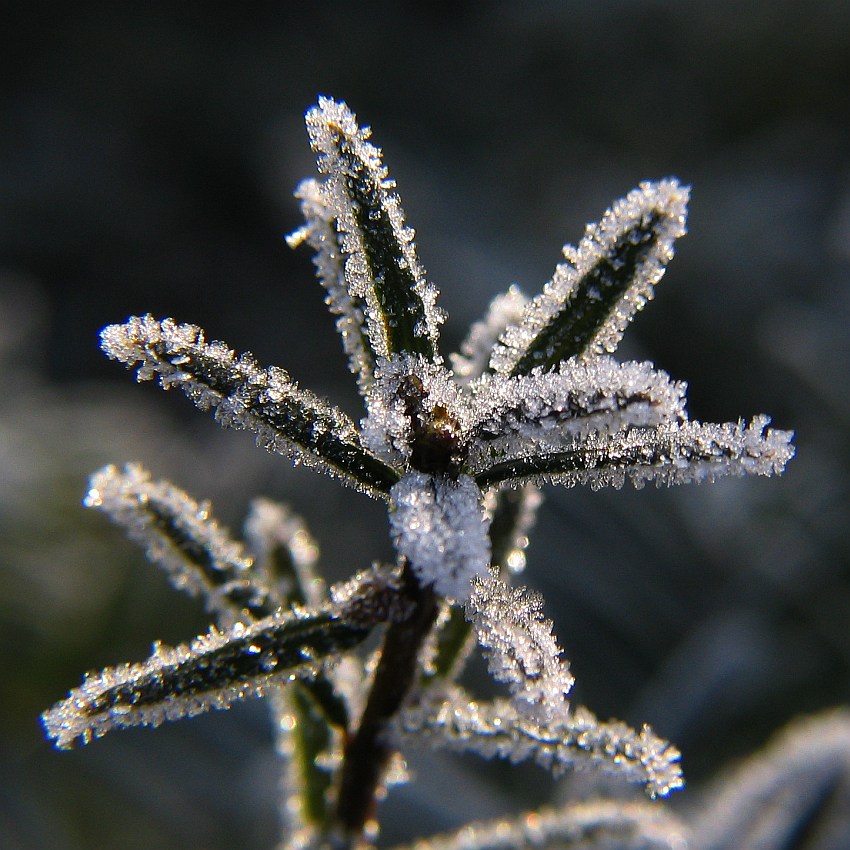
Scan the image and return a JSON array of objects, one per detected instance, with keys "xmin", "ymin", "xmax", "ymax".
[
  {"xmin": 43, "ymin": 96, "xmax": 797, "ymax": 846},
  {"xmin": 389, "ymin": 472, "xmax": 491, "ymax": 600}
]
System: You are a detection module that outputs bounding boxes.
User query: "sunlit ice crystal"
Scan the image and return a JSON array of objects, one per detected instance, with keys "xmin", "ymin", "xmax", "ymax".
[{"xmin": 389, "ymin": 472, "xmax": 491, "ymax": 601}]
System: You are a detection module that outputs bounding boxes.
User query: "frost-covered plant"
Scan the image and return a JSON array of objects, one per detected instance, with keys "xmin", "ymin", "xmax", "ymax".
[{"xmin": 42, "ymin": 98, "xmax": 794, "ymax": 849}]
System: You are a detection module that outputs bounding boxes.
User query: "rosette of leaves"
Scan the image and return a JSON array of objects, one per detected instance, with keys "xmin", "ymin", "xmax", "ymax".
[{"xmin": 42, "ymin": 97, "xmax": 794, "ymax": 849}]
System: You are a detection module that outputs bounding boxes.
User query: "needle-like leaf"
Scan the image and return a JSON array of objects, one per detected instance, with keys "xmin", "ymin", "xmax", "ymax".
[
  {"xmin": 475, "ymin": 416, "xmax": 794, "ymax": 491},
  {"xmin": 305, "ymin": 97, "xmax": 444, "ymax": 363},
  {"xmin": 100, "ymin": 315, "xmax": 400, "ymax": 496},
  {"xmin": 491, "ymin": 180, "xmax": 689, "ymax": 375}
]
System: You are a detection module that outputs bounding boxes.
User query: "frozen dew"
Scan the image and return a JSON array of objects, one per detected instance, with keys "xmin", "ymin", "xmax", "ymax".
[
  {"xmin": 100, "ymin": 316, "xmax": 399, "ymax": 498},
  {"xmin": 389, "ymin": 472, "xmax": 491, "ymax": 601}
]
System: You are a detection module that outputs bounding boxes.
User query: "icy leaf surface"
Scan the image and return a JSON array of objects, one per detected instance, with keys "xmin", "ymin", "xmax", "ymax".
[
  {"xmin": 305, "ymin": 97, "xmax": 444, "ymax": 363},
  {"xmin": 86, "ymin": 463, "xmax": 273, "ymax": 624},
  {"xmin": 243, "ymin": 497, "xmax": 323, "ymax": 609},
  {"xmin": 100, "ymin": 315, "xmax": 399, "ymax": 496},
  {"xmin": 475, "ymin": 416, "xmax": 795, "ymax": 490},
  {"xmin": 400, "ymin": 686, "xmax": 683, "ymax": 799},
  {"xmin": 466, "ymin": 358, "xmax": 686, "ymax": 473},
  {"xmin": 491, "ymin": 180, "xmax": 689, "ymax": 375},
  {"xmin": 42, "ymin": 566, "xmax": 402, "ymax": 750},
  {"xmin": 465, "ymin": 572, "xmax": 573, "ymax": 721},
  {"xmin": 288, "ymin": 177, "xmax": 376, "ymax": 392},
  {"xmin": 389, "ymin": 472, "xmax": 491, "ymax": 600}
]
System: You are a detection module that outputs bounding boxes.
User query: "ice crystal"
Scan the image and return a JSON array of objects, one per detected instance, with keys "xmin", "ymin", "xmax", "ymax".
[{"xmin": 42, "ymin": 96, "xmax": 796, "ymax": 848}]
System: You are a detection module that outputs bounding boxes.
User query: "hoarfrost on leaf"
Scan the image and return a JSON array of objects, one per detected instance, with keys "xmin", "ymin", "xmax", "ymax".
[
  {"xmin": 399, "ymin": 685, "xmax": 683, "ymax": 799},
  {"xmin": 490, "ymin": 179, "xmax": 689, "ymax": 375},
  {"xmin": 305, "ymin": 97, "xmax": 444, "ymax": 364},
  {"xmin": 465, "ymin": 572, "xmax": 573, "ymax": 722},
  {"xmin": 394, "ymin": 800, "xmax": 688, "ymax": 850}
]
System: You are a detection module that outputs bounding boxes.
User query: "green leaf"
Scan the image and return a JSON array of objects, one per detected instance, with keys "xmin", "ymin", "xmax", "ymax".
[
  {"xmin": 42, "ymin": 607, "xmax": 373, "ymax": 749},
  {"xmin": 305, "ymin": 97, "xmax": 443, "ymax": 363},
  {"xmin": 490, "ymin": 180, "xmax": 689, "ymax": 375},
  {"xmin": 100, "ymin": 316, "xmax": 400, "ymax": 497},
  {"xmin": 474, "ymin": 417, "xmax": 795, "ymax": 490}
]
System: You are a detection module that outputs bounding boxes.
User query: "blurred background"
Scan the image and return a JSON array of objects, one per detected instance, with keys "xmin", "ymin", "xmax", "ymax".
[{"xmin": 2, "ymin": 2, "xmax": 849, "ymax": 847}]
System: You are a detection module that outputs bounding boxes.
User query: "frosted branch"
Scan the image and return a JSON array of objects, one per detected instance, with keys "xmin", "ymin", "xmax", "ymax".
[
  {"xmin": 393, "ymin": 800, "xmax": 687, "ymax": 850},
  {"xmin": 475, "ymin": 416, "xmax": 795, "ymax": 491},
  {"xmin": 305, "ymin": 97, "xmax": 444, "ymax": 363},
  {"xmin": 490, "ymin": 180, "xmax": 689, "ymax": 375},
  {"xmin": 100, "ymin": 315, "xmax": 399, "ymax": 497},
  {"xmin": 399, "ymin": 686, "xmax": 683, "ymax": 799}
]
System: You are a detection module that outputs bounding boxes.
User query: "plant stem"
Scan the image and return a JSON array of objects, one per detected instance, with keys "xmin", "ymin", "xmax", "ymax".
[{"xmin": 336, "ymin": 563, "xmax": 438, "ymax": 841}]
